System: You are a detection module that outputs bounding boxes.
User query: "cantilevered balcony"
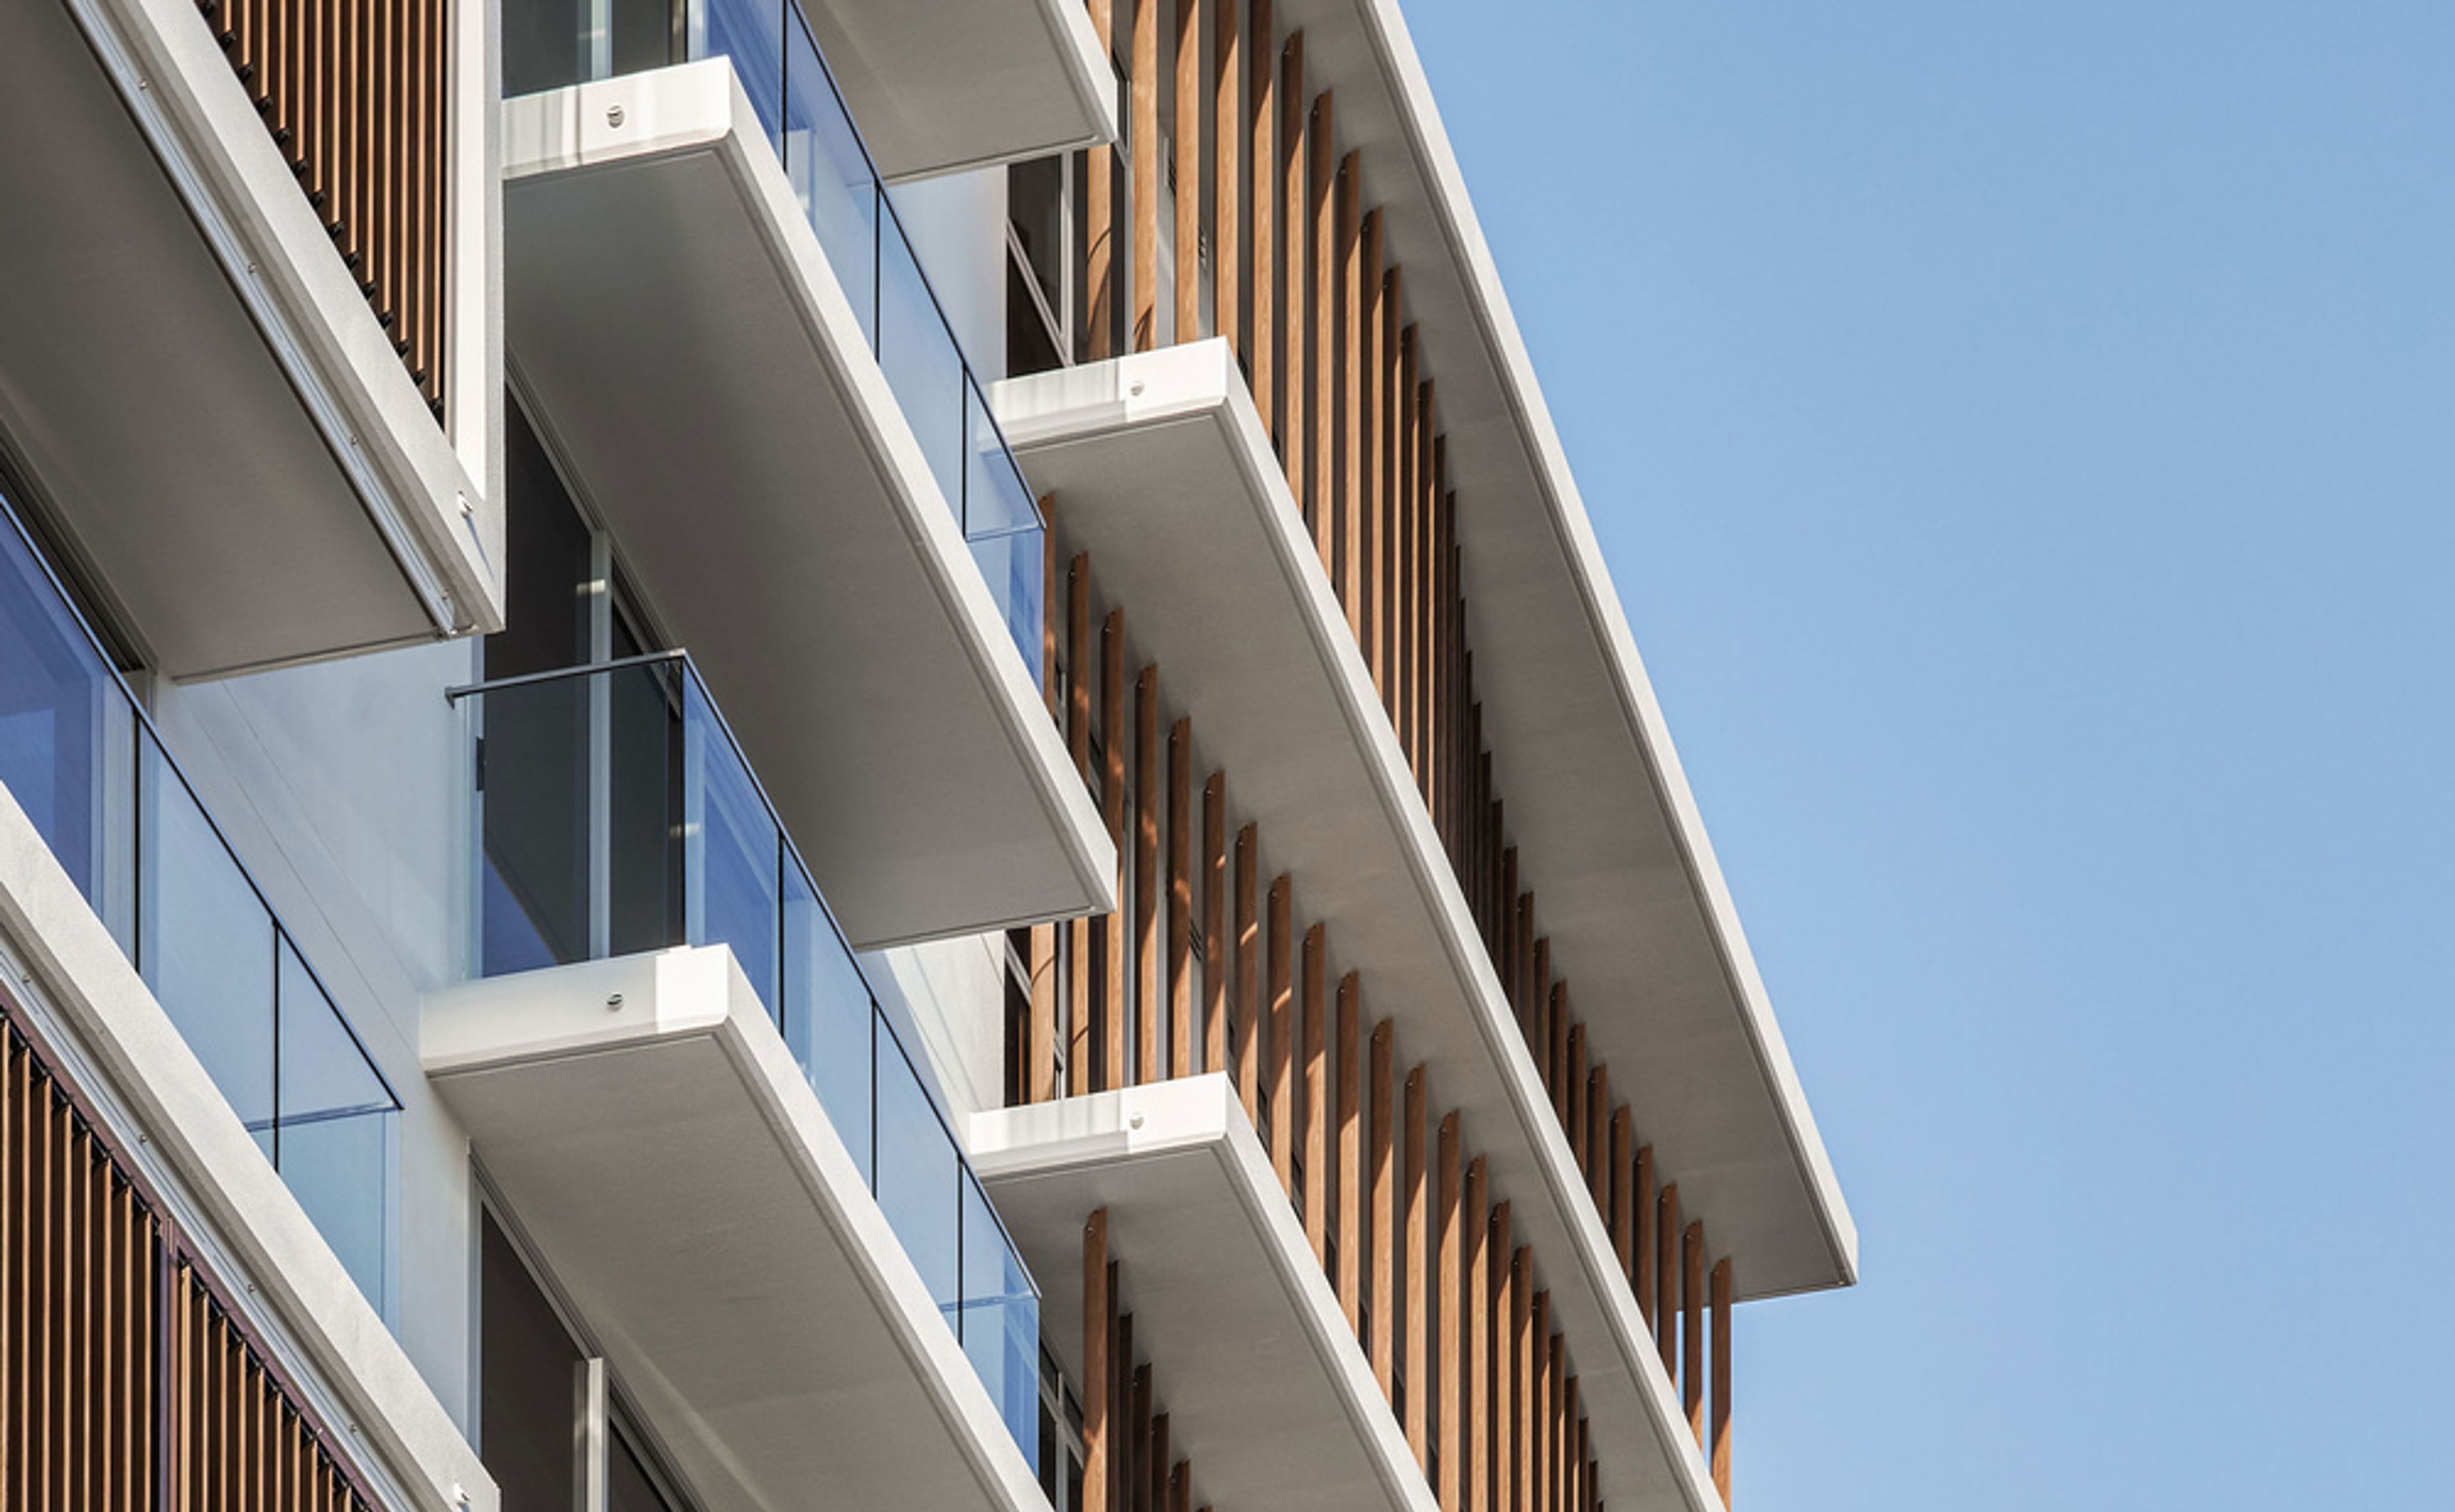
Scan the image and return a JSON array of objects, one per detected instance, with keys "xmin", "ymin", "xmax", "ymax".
[
  {"xmin": 428, "ymin": 653, "xmax": 1048, "ymax": 1511},
  {"xmin": 997, "ymin": 342, "xmax": 1745, "ymax": 1511},
  {"xmin": 0, "ymin": 0, "xmax": 500, "ymax": 676},
  {"xmin": 975, "ymin": 1076, "xmax": 1435, "ymax": 1512},
  {"xmin": 503, "ymin": 32, "xmax": 1114, "ymax": 945}
]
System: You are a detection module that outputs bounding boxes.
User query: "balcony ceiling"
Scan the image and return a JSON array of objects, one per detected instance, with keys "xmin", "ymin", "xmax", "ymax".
[
  {"xmin": 0, "ymin": 0, "xmax": 486, "ymax": 676},
  {"xmin": 802, "ymin": 0, "xmax": 1117, "ymax": 180},
  {"xmin": 426, "ymin": 946, "xmax": 1045, "ymax": 1512},
  {"xmin": 503, "ymin": 65, "xmax": 1114, "ymax": 948}
]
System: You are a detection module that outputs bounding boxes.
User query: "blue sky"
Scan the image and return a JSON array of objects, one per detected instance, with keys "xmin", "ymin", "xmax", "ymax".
[{"xmin": 1403, "ymin": 3, "xmax": 2454, "ymax": 1507}]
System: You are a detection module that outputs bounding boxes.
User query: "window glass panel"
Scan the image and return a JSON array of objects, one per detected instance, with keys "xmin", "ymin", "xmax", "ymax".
[
  {"xmin": 492, "ymin": 405, "xmax": 597, "ymax": 680},
  {"xmin": 479, "ymin": 674, "xmax": 592, "ymax": 974},
  {"xmin": 481, "ymin": 1212, "xmax": 584, "ymax": 1512},
  {"xmin": 608, "ymin": 1424, "xmax": 680, "ymax": 1512},
  {"xmin": 503, "ymin": 0, "xmax": 591, "ymax": 93},
  {"xmin": 609, "ymin": 0, "xmax": 678, "ymax": 75},
  {"xmin": 0, "ymin": 499, "xmax": 132, "ymax": 926},
  {"xmin": 607, "ymin": 660, "xmax": 685, "ymax": 959}
]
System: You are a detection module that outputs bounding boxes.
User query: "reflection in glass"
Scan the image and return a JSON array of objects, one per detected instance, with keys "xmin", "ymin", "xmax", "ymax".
[{"xmin": 0, "ymin": 507, "xmax": 134, "ymax": 939}]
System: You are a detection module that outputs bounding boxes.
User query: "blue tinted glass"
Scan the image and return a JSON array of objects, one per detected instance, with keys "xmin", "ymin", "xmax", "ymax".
[
  {"xmin": 877, "ymin": 211, "xmax": 968, "ymax": 514},
  {"xmin": 962, "ymin": 1174, "xmax": 1041, "ymax": 1470},
  {"xmin": 965, "ymin": 380, "xmax": 1042, "ymax": 539},
  {"xmin": 968, "ymin": 529, "xmax": 1046, "ymax": 682},
  {"xmin": 963, "ymin": 381, "xmax": 1047, "ymax": 677},
  {"xmin": 874, "ymin": 1029, "xmax": 960, "ymax": 1319},
  {"xmin": 701, "ymin": 0, "xmax": 785, "ymax": 144},
  {"xmin": 782, "ymin": 862, "xmax": 873, "ymax": 1180},
  {"xmin": 781, "ymin": 19, "xmax": 878, "ymax": 343},
  {"xmin": 276, "ymin": 938, "xmax": 394, "ymax": 1311},
  {"xmin": 138, "ymin": 738, "xmax": 275, "ymax": 1137},
  {"xmin": 0, "ymin": 506, "xmax": 133, "ymax": 924},
  {"xmin": 685, "ymin": 676, "xmax": 779, "ymax": 1011}
]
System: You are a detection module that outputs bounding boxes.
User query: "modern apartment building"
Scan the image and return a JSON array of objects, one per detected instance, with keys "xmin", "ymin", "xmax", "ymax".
[{"xmin": 0, "ymin": 0, "xmax": 1853, "ymax": 1507}]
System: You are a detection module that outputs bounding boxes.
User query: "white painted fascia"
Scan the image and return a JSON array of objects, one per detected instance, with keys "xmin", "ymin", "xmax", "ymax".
[
  {"xmin": 1040, "ymin": 0, "xmax": 1124, "ymax": 160},
  {"xmin": 59, "ymin": 0, "xmax": 506, "ymax": 644},
  {"xmin": 0, "ymin": 786, "xmax": 497, "ymax": 1512}
]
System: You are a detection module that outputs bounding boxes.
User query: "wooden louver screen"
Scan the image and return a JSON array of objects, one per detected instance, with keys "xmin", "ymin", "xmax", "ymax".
[
  {"xmin": 4, "ymin": 1006, "xmax": 376, "ymax": 1509},
  {"xmin": 196, "ymin": 0, "xmax": 453, "ymax": 417}
]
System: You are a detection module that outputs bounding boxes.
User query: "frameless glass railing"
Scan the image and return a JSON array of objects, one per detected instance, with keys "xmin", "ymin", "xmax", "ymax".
[
  {"xmin": 456, "ymin": 651, "xmax": 1041, "ymax": 1466},
  {"xmin": 510, "ymin": 0, "xmax": 1047, "ymax": 680},
  {"xmin": 0, "ymin": 490, "xmax": 396, "ymax": 1310}
]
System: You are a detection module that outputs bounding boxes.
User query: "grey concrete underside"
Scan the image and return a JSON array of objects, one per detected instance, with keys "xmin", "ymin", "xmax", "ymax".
[
  {"xmin": 1242, "ymin": 0, "xmax": 1860, "ymax": 1295},
  {"xmin": 803, "ymin": 0, "xmax": 1116, "ymax": 180},
  {"xmin": 994, "ymin": 345, "xmax": 1751, "ymax": 1512},
  {"xmin": 974, "ymin": 1077, "xmax": 1435, "ymax": 1512},
  {"xmin": 425, "ymin": 947, "xmax": 1046, "ymax": 1512},
  {"xmin": 503, "ymin": 65, "xmax": 1114, "ymax": 949},
  {"xmin": 0, "ymin": 0, "xmax": 447, "ymax": 676}
]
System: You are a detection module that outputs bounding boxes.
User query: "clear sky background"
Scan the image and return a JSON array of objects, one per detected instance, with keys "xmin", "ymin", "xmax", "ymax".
[{"xmin": 1402, "ymin": 3, "xmax": 2454, "ymax": 1508}]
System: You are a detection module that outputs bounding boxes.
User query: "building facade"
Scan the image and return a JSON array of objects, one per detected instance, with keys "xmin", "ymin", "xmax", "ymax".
[{"xmin": 0, "ymin": 0, "xmax": 1853, "ymax": 1508}]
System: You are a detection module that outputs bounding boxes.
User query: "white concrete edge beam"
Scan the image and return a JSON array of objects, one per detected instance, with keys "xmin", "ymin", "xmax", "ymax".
[{"xmin": 0, "ymin": 786, "xmax": 498, "ymax": 1512}]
